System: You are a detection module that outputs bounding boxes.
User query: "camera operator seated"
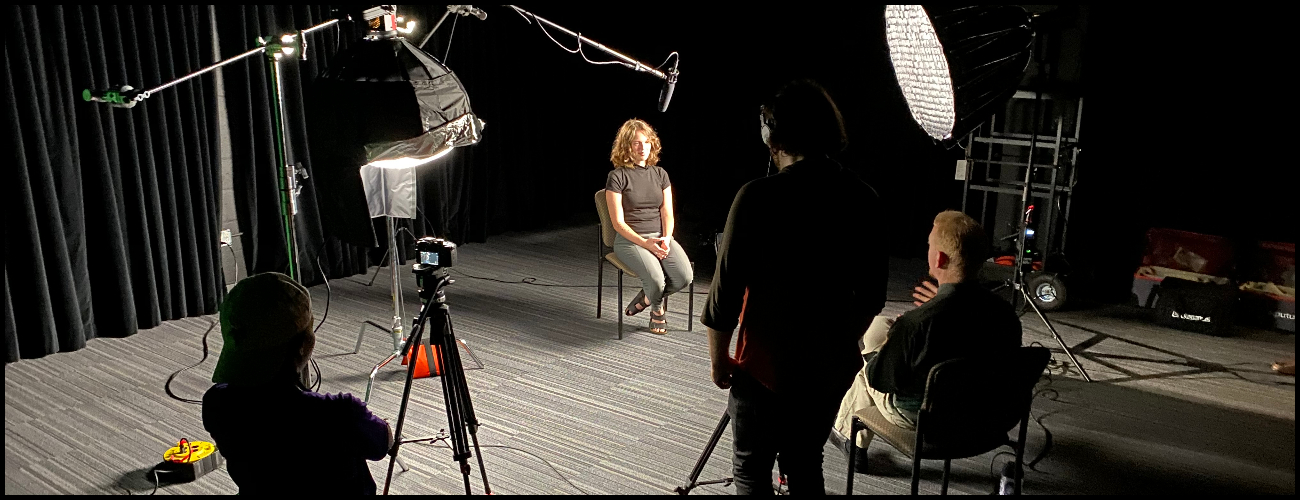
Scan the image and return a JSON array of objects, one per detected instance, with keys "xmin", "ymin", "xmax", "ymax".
[
  {"xmin": 203, "ymin": 272, "xmax": 393, "ymax": 495},
  {"xmin": 833, "ymin": 211, "xmax": 1022, "ymax": 452}
]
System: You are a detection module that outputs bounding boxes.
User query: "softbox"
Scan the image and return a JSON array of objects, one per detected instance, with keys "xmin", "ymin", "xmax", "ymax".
[
  {"xmin": 307, "ymin": 37, "xmax": 484, "ymax": 248},
  {"xmin": 884, "ymin": 5, "xmax": 1033, "ymax": 148}
]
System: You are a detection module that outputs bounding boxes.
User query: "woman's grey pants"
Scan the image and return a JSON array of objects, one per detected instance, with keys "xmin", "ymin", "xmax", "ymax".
[{"xmin": 612, "ymin": 232, "xmax": 693, "ymax": 307}]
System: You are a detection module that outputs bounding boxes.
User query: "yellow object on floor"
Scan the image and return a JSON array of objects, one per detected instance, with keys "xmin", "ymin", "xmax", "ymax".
[{"xmin": 163, "ymin": 439, "xmax": 217, "ymax": 464}]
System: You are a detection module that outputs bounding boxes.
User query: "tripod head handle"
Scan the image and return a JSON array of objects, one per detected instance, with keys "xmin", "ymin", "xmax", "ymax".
[{"xmin": 415, "ymin": 269, "xmax": 453, "ymax": 302}]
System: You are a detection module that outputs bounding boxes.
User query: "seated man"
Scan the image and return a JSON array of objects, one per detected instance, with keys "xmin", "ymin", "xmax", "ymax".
[
  {"xmin": 202, "ymin": 272, "xmax": 393, "ymax": 495},
  {"xmin": 833, "ymin": 211, "xmax": 1022, "ymax": 451}
]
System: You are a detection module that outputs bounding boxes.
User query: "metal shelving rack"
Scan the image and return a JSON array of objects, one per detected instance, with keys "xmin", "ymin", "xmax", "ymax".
[{"xmin": 961, "ymin": 90, "xmax": 1083, "ymax": 273}]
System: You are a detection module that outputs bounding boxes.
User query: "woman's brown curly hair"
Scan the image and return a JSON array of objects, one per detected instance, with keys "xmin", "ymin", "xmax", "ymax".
[{"xmin": 609, "ymin": 118, "xmax": 662, "ymax": 168}]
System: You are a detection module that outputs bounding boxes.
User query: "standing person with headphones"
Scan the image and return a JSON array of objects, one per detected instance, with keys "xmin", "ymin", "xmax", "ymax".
[{"xmin": 701, "ymin": 80, "xmax": 888, "ymax": 494}]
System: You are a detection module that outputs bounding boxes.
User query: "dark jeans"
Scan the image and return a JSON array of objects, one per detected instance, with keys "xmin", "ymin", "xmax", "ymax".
[{"xmin": 728, "ymin": 371, "xmax": 849, "ymax": 495}]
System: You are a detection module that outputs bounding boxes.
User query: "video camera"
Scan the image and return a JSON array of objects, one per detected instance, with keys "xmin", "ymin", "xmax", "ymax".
[{"xmin": 414, "ymin": 236, "xmax": 457, "ymax": 272}]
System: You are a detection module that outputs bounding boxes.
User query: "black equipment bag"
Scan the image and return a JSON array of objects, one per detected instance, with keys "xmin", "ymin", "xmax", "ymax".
[{"xmin": 1153, "ymin": 277, "xmax": 1238, "ymax": 336}]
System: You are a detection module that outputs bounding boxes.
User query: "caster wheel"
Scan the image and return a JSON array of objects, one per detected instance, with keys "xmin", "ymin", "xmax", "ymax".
[{"xmin": 1026, "ymin": 272, "xmax": 1067, "ymax": 311}]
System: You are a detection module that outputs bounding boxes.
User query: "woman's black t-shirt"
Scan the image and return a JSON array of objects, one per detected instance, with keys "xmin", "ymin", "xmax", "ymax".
[{"xmin": 606, "ymin": 165, "xmax": 671, "ymax": 234}]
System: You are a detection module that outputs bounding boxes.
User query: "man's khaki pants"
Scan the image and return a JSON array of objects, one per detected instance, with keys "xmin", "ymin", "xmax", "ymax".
[{"xmin": 832, "ymin": 315, "xmax": 917, "ymax": 448}]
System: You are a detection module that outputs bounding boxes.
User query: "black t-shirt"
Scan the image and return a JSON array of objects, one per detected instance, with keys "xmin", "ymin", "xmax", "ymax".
[
  {"xmin": 606, "ymin": 165, "xmax": 671, "ymax": 235},
  {"xmin": 700, "ymin": 156, "xmax": 888, "ymax": 394},
  {"xmin": 865, "ymin": 282, "xmax": 1024, "ymax": 415}
]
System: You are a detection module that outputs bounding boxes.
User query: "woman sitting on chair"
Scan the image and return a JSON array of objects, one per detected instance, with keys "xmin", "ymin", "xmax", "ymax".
[{"xmin": 605, "ymin": 118, "xmax": 693, "ymax": 334}]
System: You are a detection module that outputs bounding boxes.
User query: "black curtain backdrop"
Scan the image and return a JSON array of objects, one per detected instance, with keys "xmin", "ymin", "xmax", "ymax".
[
  {"xmin": 216, "ymin": 5, "xmax": 490, "ymax": 282},
  {"xmin": 5, "ymin": 5, "xmax": 225, "ymax": 362},
  {"xmin": 214, "ymin": 5, "xmax": 376, "ymax": 285}
]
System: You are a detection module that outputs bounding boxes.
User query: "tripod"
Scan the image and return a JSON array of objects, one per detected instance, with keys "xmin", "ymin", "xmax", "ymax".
[
  {"xmin": 676, "ymin": 412, "xmax": 788, "ymax": 495},
  {"xmin": 382, "ymin": 267, "xmax": 491, "ymax": 495},
  {"xmin": 676, "ymin": 412, "xmax": 734, "ymax": 495}
]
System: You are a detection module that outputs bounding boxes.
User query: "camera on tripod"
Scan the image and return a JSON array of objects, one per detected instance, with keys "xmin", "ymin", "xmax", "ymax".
[{"xmin": 414, "ymin": 237, "xmax": 457, "ymax": 273}]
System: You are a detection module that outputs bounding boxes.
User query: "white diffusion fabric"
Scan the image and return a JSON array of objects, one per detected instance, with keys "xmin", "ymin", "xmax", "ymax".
[
  {"xmin": 885, "ymin": 5, "xmax": 956, "ymax": 142},
  {"xmin": 359, "ymin": 162, "xmax": 418, "ymax": 219}
]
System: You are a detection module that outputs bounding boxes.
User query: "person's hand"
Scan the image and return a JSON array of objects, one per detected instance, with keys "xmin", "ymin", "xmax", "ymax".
[
  {"xmin": 711, "ymin": 355, "xmax": 738, "ymax": 389},
  {"xmin": 652, "ymin": 237, "xmax": 671, "ymax": 254},
  {"xmin": 913, "ymin": 280, "xmax": 939, "ymax": 307},
  {"xmin": 643, "ymin": 238, "xmax": 669, "ymax": 259}
]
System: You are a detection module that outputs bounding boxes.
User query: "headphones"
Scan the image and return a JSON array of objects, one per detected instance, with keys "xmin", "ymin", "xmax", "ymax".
[
  {"xmin": 760, "ymin": 105, "xmax": 778, "ymax": 176},
  {"xmin": 759, "ymin": 105, "xmax": 776, "ymax": 149}
]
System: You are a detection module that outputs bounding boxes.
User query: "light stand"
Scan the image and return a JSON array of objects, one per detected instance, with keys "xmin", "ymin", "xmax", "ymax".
[
  {"xmin": 82, "ymin": 16, "xmax": 350, "ymax": 392},
  {"xmin": 83, "ymin": 19, "xmax": 341, "ymax": 283},
  {"xmin": 352, "ymin": 215, "xmax": 410, "ymax": 403},
  {"xmin": 880, "ymin": 5, "xmax": 1092, "ymax": 382},
  {"xmin": 316, "ymin": 5, "xmax": 485, "ymax": 403},
  {"xmin": 1006, "ymin": 14, "xmax": 1092, "ymax": 382},
  {"xmin": 382, "ymin": 266, "xmax": 490, "ymax": 495}
]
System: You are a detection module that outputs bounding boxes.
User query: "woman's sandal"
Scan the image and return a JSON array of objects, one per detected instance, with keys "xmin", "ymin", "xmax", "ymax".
[
  {"xmin": 649, "ymin": 308, "xmax": 668, "ymax": 335},
  {"xmin": 625, "ymin": 290, "xmax": 650, "ymax": 317}
]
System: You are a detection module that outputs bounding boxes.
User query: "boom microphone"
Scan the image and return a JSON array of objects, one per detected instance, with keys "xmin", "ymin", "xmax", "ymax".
[
  {"xmin": 657, "ymin": 61, "xmax": 679, "ymax": 113},
  {"xmin": 82, "ymin": 85, "xmax": 141, "ymax": 108},
  {"xmin": 448, "ymin": 5, "xmax": 487, "ymax": 20}
]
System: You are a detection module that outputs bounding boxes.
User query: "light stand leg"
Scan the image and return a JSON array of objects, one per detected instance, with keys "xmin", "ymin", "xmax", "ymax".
[
  {"xmin": 1020, "ymin": 285, "xmax": 1092, "ymax": 382},
  {"xmin": 365, "ymin": 247, "xmax": 390, "ymax": 287}
]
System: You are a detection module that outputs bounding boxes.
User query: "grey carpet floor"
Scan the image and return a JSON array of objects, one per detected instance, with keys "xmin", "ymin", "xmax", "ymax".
[{"xmin": 5, "ymin": 224, "xmax": 1295, "ymax": 495}]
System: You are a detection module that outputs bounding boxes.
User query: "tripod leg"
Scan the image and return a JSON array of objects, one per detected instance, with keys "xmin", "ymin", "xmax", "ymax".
[
  {"xmin": 688, "ymin": 275, "xmax": 694, "ymax": 332},
  {"xmin": 444, "ymin": 309, "xmax": 492, "ymax": 495},
  {"xmin": 429, "ymin": 304, "xmax": 483, "ymax": 495},
  {"xmin": 382, "ymin": 300, "xmax": 434, "ymax": 495},
  {"xmin": 1023, "ymin": 288, "xmax": 1093, "ymax": 382},
  {"xmin": 681, "ymin": 412, "xmax": 731, "ymax": 493}
]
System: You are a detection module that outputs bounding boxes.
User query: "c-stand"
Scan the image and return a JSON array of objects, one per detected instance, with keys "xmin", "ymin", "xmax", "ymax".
[
  {"xmin": 382, "ymin": 266, "xmax": 491, "ymax": 494},
  {"xmin": 999, "ymin": 17, "xmax": 1092, "ymax": 383}
]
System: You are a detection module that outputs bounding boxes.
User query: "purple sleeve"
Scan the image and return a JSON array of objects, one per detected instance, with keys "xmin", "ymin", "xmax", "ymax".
[{"xmin": 333, "ymin": 393, "xmax": 391, "ymax": 461}]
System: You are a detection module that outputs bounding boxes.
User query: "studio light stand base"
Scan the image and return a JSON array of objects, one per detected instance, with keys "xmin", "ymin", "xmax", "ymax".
[
  {"xmin": 999, "ymin": 279, "xmax": 1092, "ymax": 382},
  {"xmin": 353, "ymin": 320, "xmax": 484, "ymax": 403},
  {"xmin": 1017, "ymin": 282, "xmax": 1092, "ymax": 382}
]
